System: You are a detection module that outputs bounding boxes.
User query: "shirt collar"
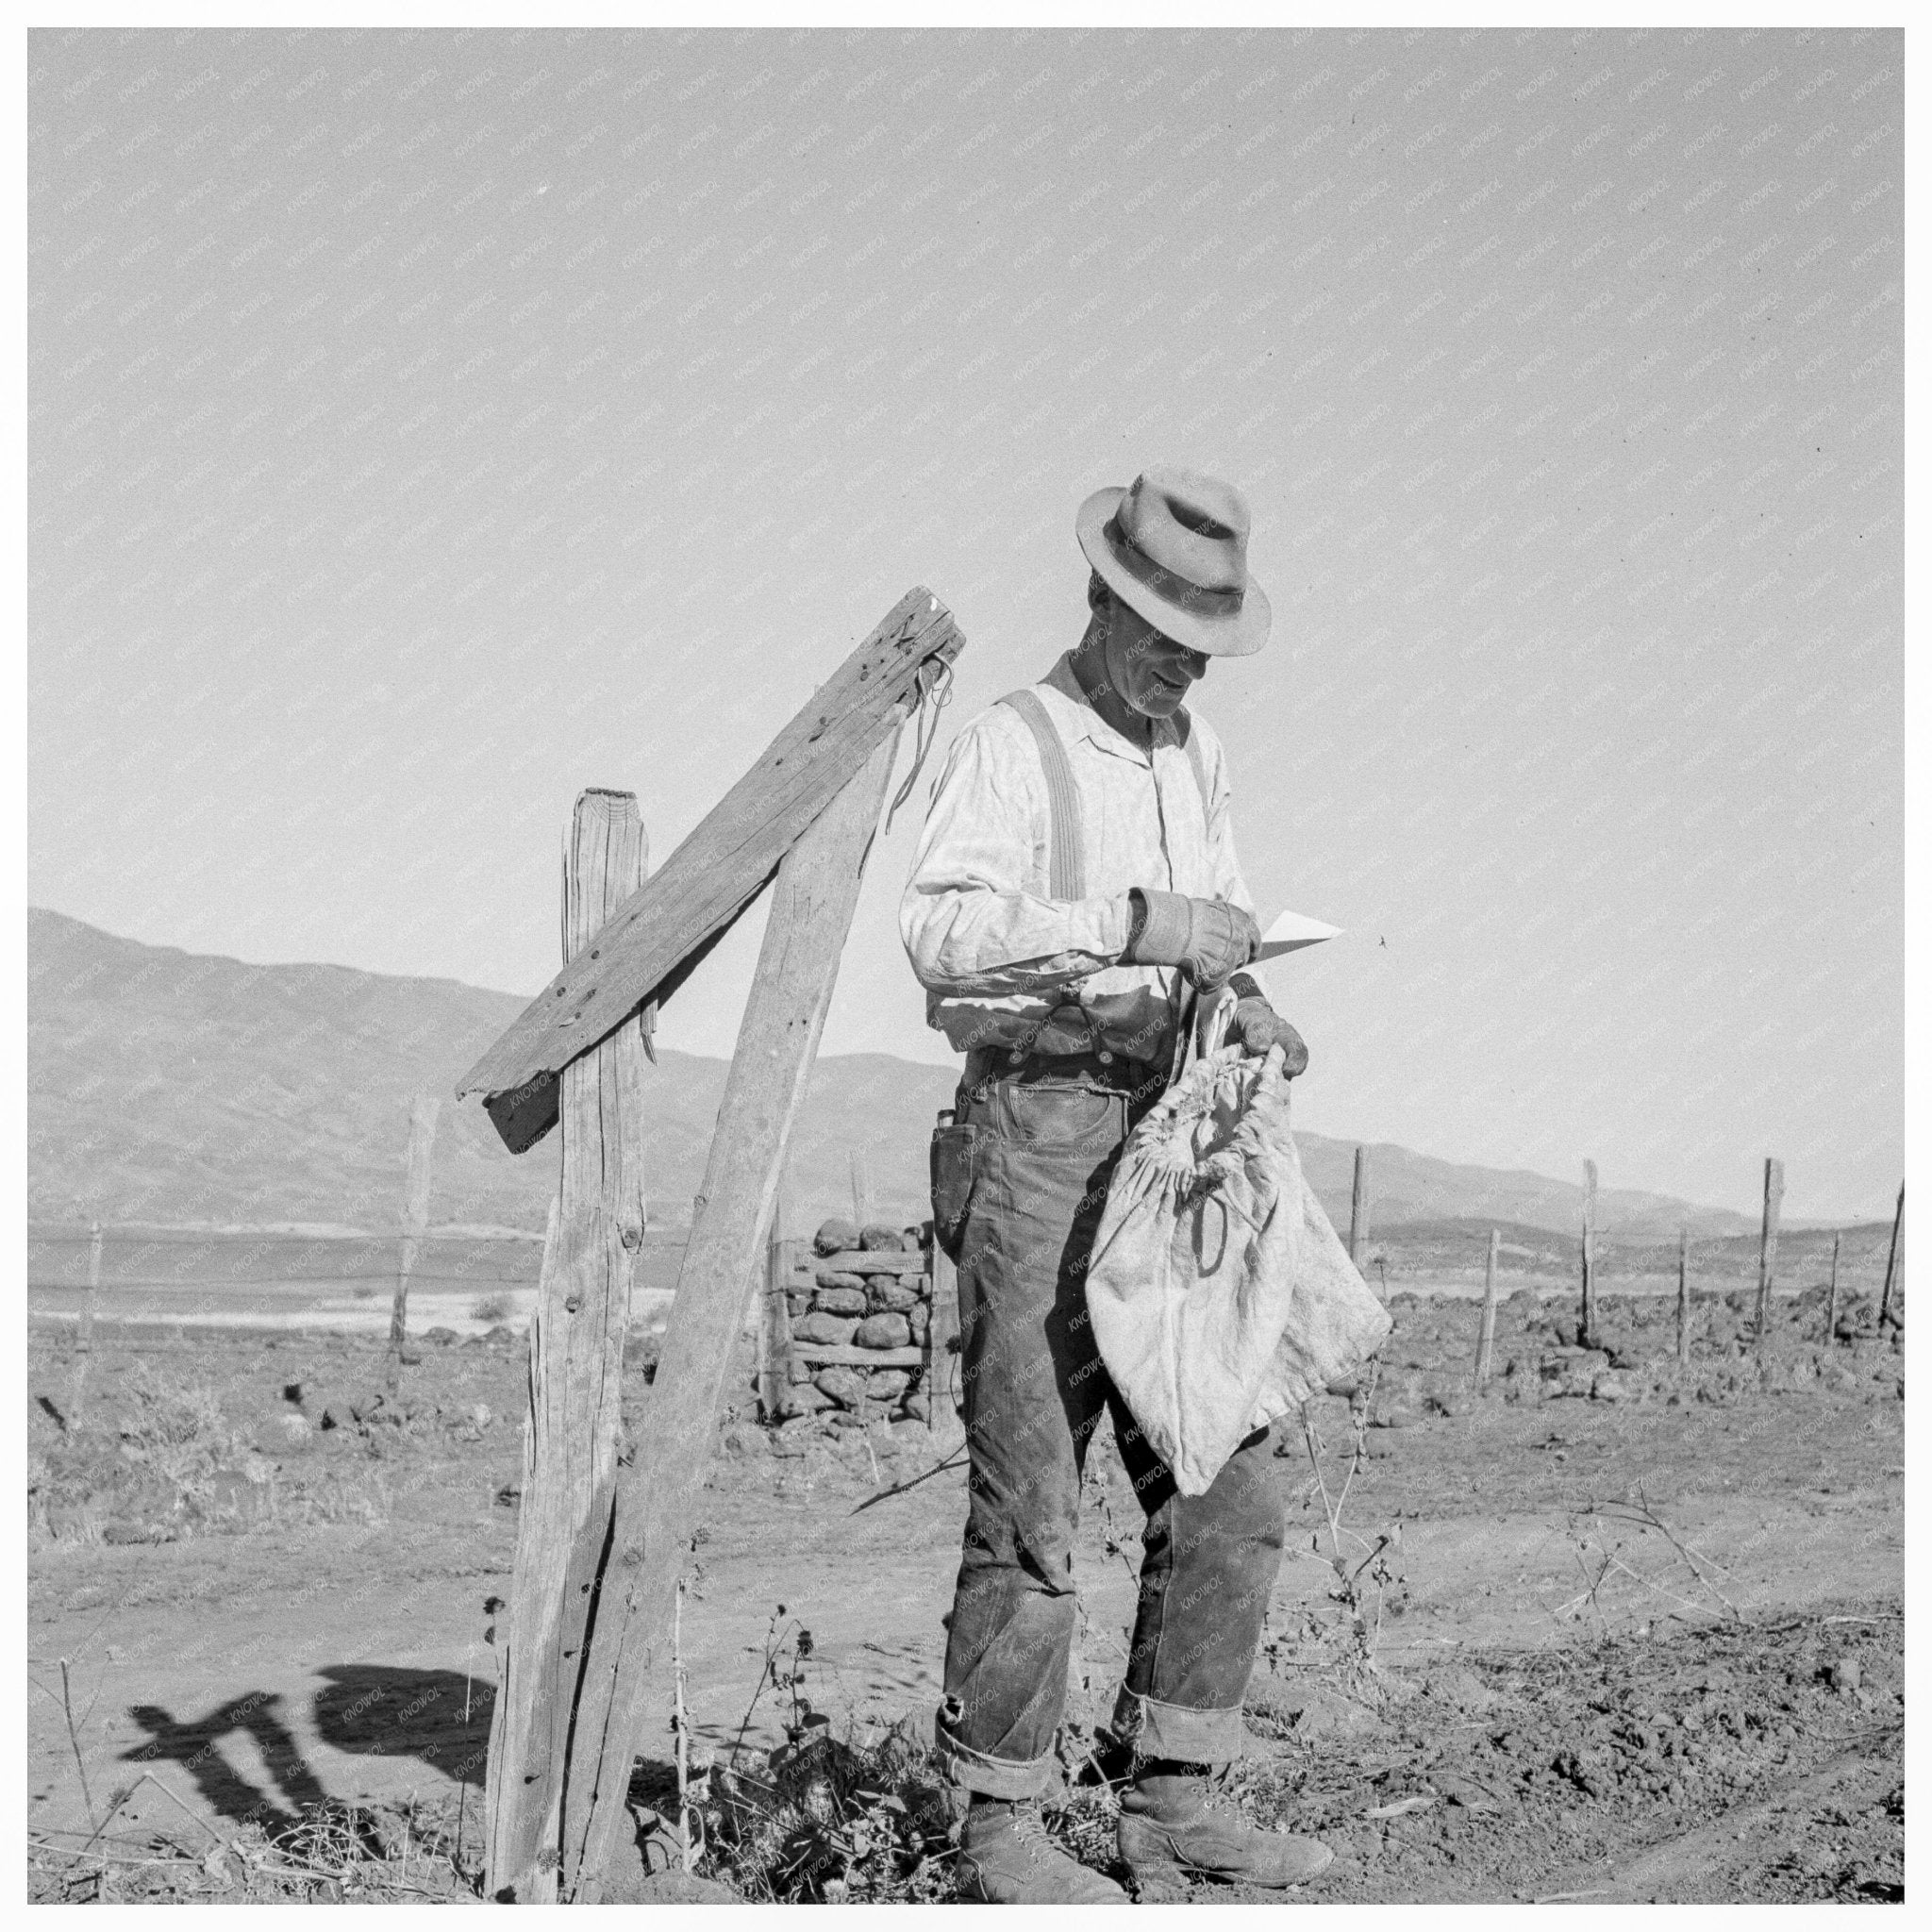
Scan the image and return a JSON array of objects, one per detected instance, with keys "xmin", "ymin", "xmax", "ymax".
[{"xmin": 1041, "ymin": 650, "xmax": 1184, "ymax": 768}]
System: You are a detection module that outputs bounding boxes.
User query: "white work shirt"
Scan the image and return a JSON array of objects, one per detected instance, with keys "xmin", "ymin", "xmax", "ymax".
[{"xmin": 900, "ymin": 650, "xmax": 1257, "ymax": 1066}]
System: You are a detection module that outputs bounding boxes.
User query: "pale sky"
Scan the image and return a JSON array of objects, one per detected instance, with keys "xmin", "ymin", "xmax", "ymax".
[{"xmin": 28, "ymin": 26, "xmax": 1902, "ymax": 1220}]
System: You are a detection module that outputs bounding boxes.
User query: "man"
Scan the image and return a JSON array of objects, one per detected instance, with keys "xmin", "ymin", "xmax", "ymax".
[{"xmin": 900, "ymin": 467, "xmax": 1332, "ymax": 1903}]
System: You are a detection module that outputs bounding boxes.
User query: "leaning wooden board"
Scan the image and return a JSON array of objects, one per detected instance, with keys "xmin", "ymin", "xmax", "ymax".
[{"xmin": 458, "ymin": 588, "xmax": 963, "ymax": 1153}]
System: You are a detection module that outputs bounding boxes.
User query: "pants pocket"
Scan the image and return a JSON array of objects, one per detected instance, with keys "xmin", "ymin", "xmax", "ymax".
[
  {"xmin": 930, "ymin": 1117, "xmax": 978, "ymax": 1262},
  {"xmin": 1005, "ymin": 1082, "xmax": 1125, "ymax": 1148}
]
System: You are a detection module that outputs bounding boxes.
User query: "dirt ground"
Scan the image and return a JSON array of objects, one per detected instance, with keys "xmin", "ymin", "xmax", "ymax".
[{"xmin": 26, "ymin": 1281, "xmax": 1904, "ymax": 1903}]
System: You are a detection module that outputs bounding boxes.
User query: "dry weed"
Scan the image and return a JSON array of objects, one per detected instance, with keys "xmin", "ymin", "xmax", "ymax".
[
  {"xmin": 30, "ymin": 1785, "xmax": 481, "ymax": 1904},
  {"xmin": 655, "ymin": 1607, "xmax": 1108, "ymax": 1902},
  {"xmin": 1291, "ymin": 1368, "xmax": 1408, "ymax": 1687}
]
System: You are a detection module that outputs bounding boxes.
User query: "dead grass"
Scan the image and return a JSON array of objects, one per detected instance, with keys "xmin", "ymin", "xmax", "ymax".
[
  {"xmin": 29, "ymin": 1786, "xmax": 483, "ymax": 1904},
  {"xmin": 29, "ymin": 1354, "xmax": 398, "ymax": 1545}
]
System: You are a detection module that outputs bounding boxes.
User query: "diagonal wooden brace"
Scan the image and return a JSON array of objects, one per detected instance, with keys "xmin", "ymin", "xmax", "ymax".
[{"xmin": 458, "ymin": 587, "xmax": 962, "ymax": 1153}]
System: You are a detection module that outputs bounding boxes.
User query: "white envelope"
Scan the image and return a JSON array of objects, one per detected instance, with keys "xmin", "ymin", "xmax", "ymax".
[{"xmin": 1254, "ymin": 908, "xmax": 1341, "ymax": 961}]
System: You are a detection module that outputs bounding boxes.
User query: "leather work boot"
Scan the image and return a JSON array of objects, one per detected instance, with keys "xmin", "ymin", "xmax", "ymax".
[
  {"xmin": 955, "ymin": 1798, "xmax": 1127, "ymax": 1904},
  {"xmin": 1118, "ymin": 1762, "xmax": 1334, "ymax": 1898}
]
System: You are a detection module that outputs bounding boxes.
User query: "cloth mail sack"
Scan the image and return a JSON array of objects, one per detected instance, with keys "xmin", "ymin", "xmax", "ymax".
[{"xmin": 1085, "ymin": 1041, "xmax": 1392, "ymax": 1496}]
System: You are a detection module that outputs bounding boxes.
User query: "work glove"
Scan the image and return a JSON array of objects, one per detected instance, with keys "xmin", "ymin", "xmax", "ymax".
[
  {"xmin": 1225, "ymin": 973, "xmax": 1308, "ymax": 1076},
  {"xmin": 1124, "ymin": 889, "xmax": 1259, "ymax": 991}
]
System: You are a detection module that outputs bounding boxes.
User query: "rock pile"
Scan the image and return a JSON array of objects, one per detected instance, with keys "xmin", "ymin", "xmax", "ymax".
[{"xmin": 779, "ymin": 1218, "xmax": 934, "ymax": 1428}]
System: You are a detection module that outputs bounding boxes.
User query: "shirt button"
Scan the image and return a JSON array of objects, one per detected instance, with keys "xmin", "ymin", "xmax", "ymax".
[
  {"xmin": 1008, "ymin": 1048, "xmax": 1024, "ymax": 1064},
  {"xmin": 1097, "ymin": 1050, "xmax": 1114, "ymax": 1064}
]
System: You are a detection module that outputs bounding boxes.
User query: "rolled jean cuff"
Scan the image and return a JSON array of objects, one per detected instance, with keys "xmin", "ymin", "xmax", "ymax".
[
  {"xmin": 933, "ymin": 1704, "xmax": 1058, "ymax": 1801},
  {"xmin": 1109, "ymin": 1685, "xmax": 1245, "ymax": 1766}
]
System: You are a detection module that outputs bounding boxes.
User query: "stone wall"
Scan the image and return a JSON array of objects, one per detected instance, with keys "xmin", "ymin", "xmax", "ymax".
[{"xmin": 772, "ymin": 1217, "xmax": 934, "ymax": 1429}]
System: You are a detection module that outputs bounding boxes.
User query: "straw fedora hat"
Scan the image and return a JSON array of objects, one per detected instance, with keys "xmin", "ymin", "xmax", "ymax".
[{"xmin": 1076, "ymin": 465, "xmax": 1271, "ymax": 658}]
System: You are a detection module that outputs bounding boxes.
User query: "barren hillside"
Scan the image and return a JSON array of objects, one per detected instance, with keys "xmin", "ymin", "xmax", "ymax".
[{"xmin": 30, "ymin": 908, "xmax": 1760, "ymax": 1240}]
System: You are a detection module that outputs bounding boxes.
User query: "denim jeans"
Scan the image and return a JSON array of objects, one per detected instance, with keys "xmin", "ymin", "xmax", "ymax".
[{"xmin": 934, "ymin": 1058, "xmax": 1288, "ymax": 1800}]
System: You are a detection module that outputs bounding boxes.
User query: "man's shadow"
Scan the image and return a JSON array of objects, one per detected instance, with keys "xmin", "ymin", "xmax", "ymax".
[
  {"xmin": 309, "ymin": 1664, "xmax": 494, "ymax": 1785},
  {"xmin": 122, "ymin": 1667, "xmax": 494, "ymax": 1842},
  {"xmin": 123, "ymin": 1691, "xmax": 341, "ymax": 1843}
]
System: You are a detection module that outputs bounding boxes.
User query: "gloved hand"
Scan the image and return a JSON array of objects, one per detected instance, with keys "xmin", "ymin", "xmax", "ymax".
[
  {"xmin": 1124, "ymin": 890, "xmax": 1259, "ymax": 991},
  {"xmin": 1225, "ymin": 973, "xmax": 1308, "ymax": 1075}
]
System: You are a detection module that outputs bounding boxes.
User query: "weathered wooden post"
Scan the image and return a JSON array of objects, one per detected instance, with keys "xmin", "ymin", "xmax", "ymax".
[
  {"xmin": 926, "ymin": 1236, "xmax": 959, "ymax": 1433},
  {"xmin": 1753, "ymin": 1157, "xmax": 1785, "ymax": 1345},
  {"xmin": 484, "ymin": 791, "xmax": 650, "ymax": 1902},
  {"xmin": 1877, "ymin": 1183, "xmax": 1904, "ymax": 1328},
  {"xmin": 1580, "ymin": 1158, "xmax": 1599, "ymax": 1348},
  {"xmin": 1349, "ymin": 1144, "xmax": 1371, "ymax": 1273},
  {"xmin": 1473, "ymin": 1226, "xmax": 1500, "ymax": 1391},
  {"xmin": 69, "ymin": 1222, "xmax": 104, "ymax": 1429},
  {"xmin": 1676, "ymin": 1226, "xmax": 1692, "ymax": 1365},
  {"xmin": 457, "ymin": 588, "xmax": 963, "ymax": 1903},
  {"xmin": 1824, "ymin": 1231, "xmax": 1841, "ymax": 1346},
  {"xmin": 386, "ymin": 1094, "xmax": 441, "ymax": 1384},
  {"xmin": 564, "ymin": 728, "xmax": 908, "ymax": 1897},
  {"xmin": 758, "ymin": 1179, "xmax": 796, "ymax": 1421}
]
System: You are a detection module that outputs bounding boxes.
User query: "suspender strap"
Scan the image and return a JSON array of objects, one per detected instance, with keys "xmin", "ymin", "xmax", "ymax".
[
  {"xmin": 1001, "ymin": 688, "xmax": 1086, "ymax": 901},
  {"xmin": 1176, "ymin": 707, "xmax": 1212, "ymax": 823},
  {"xmin": 999, "ymin": 688, "xmax": 1216, "ymax": 905}
]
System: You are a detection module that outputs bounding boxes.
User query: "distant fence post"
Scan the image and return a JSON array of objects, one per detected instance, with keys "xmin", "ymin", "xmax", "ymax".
[
  {"xmin": 1878, "ymin": 1183, "xmax": 1904, "ymax": 1328},
  {"xmin": 1580, "ymin": 1159, "xmax": 1599, "ymax": 1348},
  {"xmin": 1753, "ymin": 1157, "xmax": 1784, "ymax": 1346},
  {"xmin": 758, "ymin": 1180, "xmax": 795, "ymax": 1420},
  {"xmin": 69, "ymin": 1222, "xmax": 104, "ymax": 1429},
  {"xmin": 851, "ymin": 1148, "xmax": 875, "ymax": 1229},
  {"xmin": 387, "ymin": 1096, "xmax": 441, "ymax": 1381},
  {"xmin": 1676, "ymin": 1226, "xmax": 1691, "ymax": 1366},
  {"xmin": 1824, "ymin": 1231, "xmax": 1841, "ymax": 1347},
  {"xmin": 1473, "ymin": 1227, "xmax": 1500, "ymax": 1391},
  {"xmin": 1349, "ymin": 1145, "xmax": 1372, "ymax": 1274}
]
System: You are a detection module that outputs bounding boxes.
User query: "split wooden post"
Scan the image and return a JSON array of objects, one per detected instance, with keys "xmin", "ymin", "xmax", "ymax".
[
  {"xmin": 1349, "ymin": 1145, "xmax": 1372, "ymax": 1272},
  {"xmin": 1824, "ymin": 1232, "xmax": 1841, "ymax": 1347},
  {"xmin": 1580, "ymin": 1159, "xmax": 1599, "ymax": 1348},
  {"xmin": 69, "ymin": 1223, "xmax": 104, "ymax": 1429},
  {"xmin": 1877, "ymin": 1183, "xmax": 1904, "ymax": 1327},
  {"xmin": 926, "ymin": 1239, "xmax": 959, "ymax": 1433},
  {"xmin": 1474, "ymin": 1227, "xmax": 1500, "ymax": 1391},
  {"xmin": 386, "ymin": 1094, "xmax": 441, "ymax": 1383},
  {"xmin": 1753, "ymin": 1157, "xmax": 1785, "ymax": 1345},
  {"xmin": 480, "ymin": 1194, "xmax": 558, "ymax": 1843},
  {"xmin": 1676, "ymin": 1227, "xmax": 1692, "ymax": 1365},
  {"xmin": 561, "ymin": 729, "xmax": 906, "ymax": 1900},
  {"xmin": 758, "ymin": 1180, "xmax": 796, "ymax": 1421},
  {"xmin": 483, "ymin": 791, "xmax": 650, "ymax": 1903}
]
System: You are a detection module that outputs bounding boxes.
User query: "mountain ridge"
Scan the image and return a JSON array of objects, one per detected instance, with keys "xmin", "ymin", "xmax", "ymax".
[{"xmin": 29, "ymin": 906, "xmax": 1763, "ymax": 1240}]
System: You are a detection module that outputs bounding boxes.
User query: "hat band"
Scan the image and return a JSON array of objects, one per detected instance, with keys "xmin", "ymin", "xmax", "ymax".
[{"xmin": 1102, "ymin": 513, "xmax": 1246, "ymax": 619}]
